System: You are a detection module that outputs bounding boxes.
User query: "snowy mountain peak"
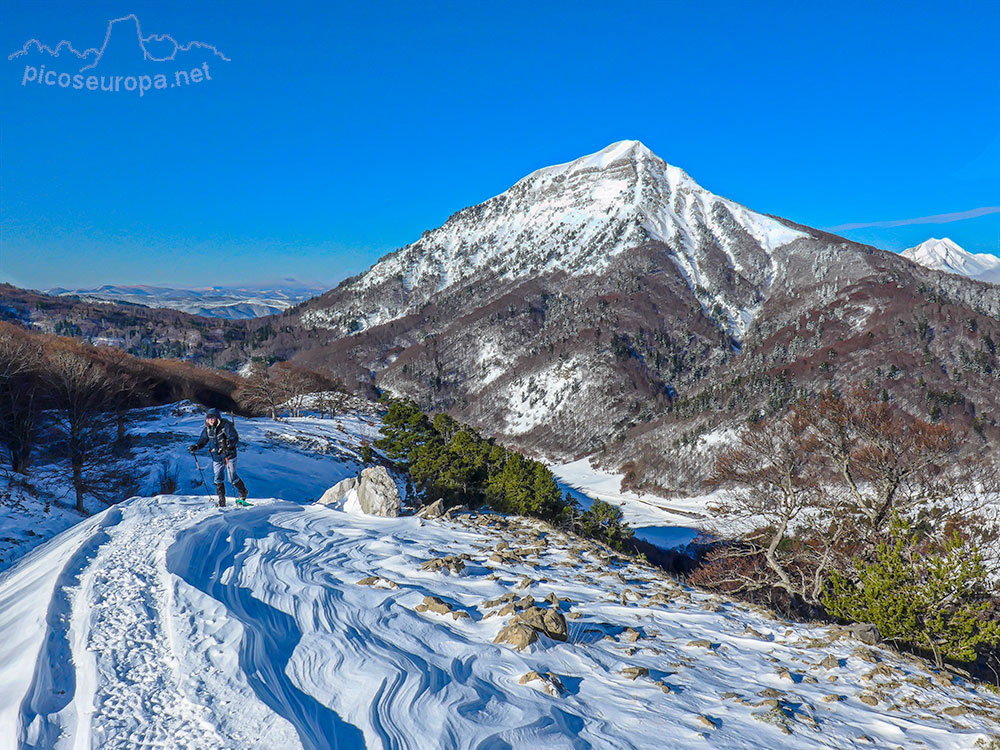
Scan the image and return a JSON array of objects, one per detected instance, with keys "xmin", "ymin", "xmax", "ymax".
[
  {"xmin": 532, "ymin": 139, "xmax": 660, "ymax": 175},
  {"xmin": 307, "ymin": 141, "xmax": 810, "ymax": 340},
  {"xmin": 902, "ymin": 237, "xmax": 1000, "ymax": 284}
]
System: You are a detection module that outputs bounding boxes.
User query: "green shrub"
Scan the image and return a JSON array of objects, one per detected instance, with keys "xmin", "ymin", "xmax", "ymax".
[
  {"xmin": 823, "ymin": 515, "xmax": 1000, "ymax": 667},
  {"xmin": 375, "ymin": 398, "xmax": 631, "ymax": 548},
  {"xmin": 578, "ymin": 500, "xmax": 633, "ymax": 551}
]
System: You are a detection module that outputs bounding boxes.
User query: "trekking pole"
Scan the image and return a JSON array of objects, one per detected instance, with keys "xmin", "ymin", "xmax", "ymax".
[{"xmin": 193, "ymin": 454, "xmax": 212, "ymax": 503}]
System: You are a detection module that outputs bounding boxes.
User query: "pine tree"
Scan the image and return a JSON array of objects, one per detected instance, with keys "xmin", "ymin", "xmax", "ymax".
[
  {"xmin": 579, "ymin": 500, "xmax": 632, "ymax": 551},
  {"xmin": 823, "ymin": 515, "xmax": 1000, "ymax": 667}
]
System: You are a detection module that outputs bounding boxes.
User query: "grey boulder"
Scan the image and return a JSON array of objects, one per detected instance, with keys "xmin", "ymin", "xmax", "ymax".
[
  {"xmin": 317, "ymin": 476, "xmax": 357, "ymax": 506},
  {"xmin": 357, "ymin": 466, "xmax": 402, "ymax": 517}
]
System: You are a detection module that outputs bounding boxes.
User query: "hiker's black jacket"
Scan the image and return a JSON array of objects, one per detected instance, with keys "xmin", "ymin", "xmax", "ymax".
[{"xmin": 193, "ymin": 418, "xmax": 239, "ymax": 460}]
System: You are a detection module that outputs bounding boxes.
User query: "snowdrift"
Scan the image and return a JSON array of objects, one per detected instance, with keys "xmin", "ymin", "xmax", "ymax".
[{"xmin": 3, "ymin": 489, "xmax": 1000, "ymax": 749}]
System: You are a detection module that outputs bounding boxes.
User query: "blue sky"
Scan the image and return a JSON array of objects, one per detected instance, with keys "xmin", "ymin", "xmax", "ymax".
[{"xmin": 2, "ymin": 0, "xmax": 998, "ymax": 289}]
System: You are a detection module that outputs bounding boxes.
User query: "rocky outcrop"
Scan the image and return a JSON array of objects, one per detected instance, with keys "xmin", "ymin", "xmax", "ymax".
[
  {"xmin": 415, "ymin": 595, "xmax": 469, "ymax": 620},
  {"xmin": 317, "ymin": 467, "xmax": 403, "ymax": 516},
  {"xmin": 417, "ymin": 499, "xmax": 445, "ymax": 518},
  {"xmin": 317, "ymin": 476, "xmax": 357, "ymax": 506},
  {"xmin": 357, "ymin": 466, "xmax": 401, "ymax": 516},
  {"xmin": 420, "ymin": 555, "xmax": 468, "ymax": 575},
  {"xmin": 494, "ymin": 622, "xmax": 538, "ymax": 650}
]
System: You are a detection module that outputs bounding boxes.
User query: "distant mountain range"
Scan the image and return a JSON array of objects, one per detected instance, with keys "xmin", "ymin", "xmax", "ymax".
[
  {"xmin": 901, "ymin": 237, "xmax": 1000, "ymax": 284},
  {"xmin": 47, "ymin": 281, "xmax": 329, "ymax": 319}
]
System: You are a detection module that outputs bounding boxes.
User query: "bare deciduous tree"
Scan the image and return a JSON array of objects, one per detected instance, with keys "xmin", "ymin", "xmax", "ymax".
[
  {"xmin": 695, "ymin": 388, "xmax": 999, "ymax": 614},
  {"xmin": 236, "ymin": 362, "xmax": 283, "ymax": 419},
  {"xmin": 45, "ymin": 351, "xmax": 116, "ymax": 513},
  {"xmin": 803, "ymin": 388, "xmax": 959, "ymax": 538},
  {"xmin": 0, "ymin": 329, "xmax": 43, "ymax": 473}
]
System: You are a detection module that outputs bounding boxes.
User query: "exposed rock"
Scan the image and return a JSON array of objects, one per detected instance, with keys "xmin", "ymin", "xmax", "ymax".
[
  {"xmin": 415, "ymin": 595, "xmax": 469, "ymax": 620},
  {"xmin": 355, "ymin": 575, "xmax": 398, "ymax": 589},
  {"xmin": 357, "ymin": 466, "xmax": 402, "ymax": 516},
  {"xmin": 818, "ymin": 654, "xmax": 842, "ymax": 670},
  {"xmin": 481, "ymin": 592, "xmax": 517, "ymax": 609},
  {"xmin": 864, "ymin": 664, "xmax": 900, "ymax": 681},
  {"xmin": 417, "ymin": 499, "xmax": 445, "ymax": 518},
  {"xmin": 512, "ymin": 606, "xmax": 568, "ymax": 641},
  {"xmin": 822, "ymin": 694, "xmax": 845, "ymax": 703},
  {"xmin": 687, "ymin": 639, "xmax": 716, "ymax": 649},
  {"xmin": 942, "ymin": 705, "xmax": 970, "ymax": 717},
  {"xmin": 620, "ymin": 666, "xmax": 649, "ymax": 680},
  {"xmin": 697, "ymin": 715, "xmax": 720, "ymax": 729},
  {"xmin": 758, "ymin": 688, "xmax": 784, "ymax": 698},
  {"xmin": 494, "ymin": 622, "xmax": 538, "ymax": 650},
  {"xmin": 621, "ymin": 627, "xmax": 641, "ymax": 643},
  {"xmin": 317, "ymin": 476, "xmax": 356, "ymax": 506},
  {"xmin": 848, "ymin": 623, "xmax": 880, "ymax": 645},
  {"xmin": 519, "ymin": 670, "xmax": 563, "ymax": 696},
  {"xmin": 744, "ymin": 626, "xmax": 772, "ymax": 641},
  {"xmin": 858, "ymin": 693, "xmax": 879, "ymax": 706},
  {"xmin": 851, "ymin": 647, "xmax": 880, "ymax": 664},
  {"xmin": 420, "ymin": 555, "xmax": 467, "ymax": 575}
]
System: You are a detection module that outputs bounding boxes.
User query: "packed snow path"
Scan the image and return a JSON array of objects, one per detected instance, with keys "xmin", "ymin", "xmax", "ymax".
[{"xmin": 3, "ymin": 491, "xmax": 1000, "ymax": 750}]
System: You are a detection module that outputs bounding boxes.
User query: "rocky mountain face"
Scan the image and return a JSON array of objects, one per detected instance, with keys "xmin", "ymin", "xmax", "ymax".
[
  {"xmin": 299, "ymin": 141, "xmax": 805, "ymax": 344},
  {"xmin": 902, "ymin": 237, "xmax": 1000, "ymax": 284},
  {"xmin": 288, "ymin": 142, "xmax": 1000, "ymax": 489}
]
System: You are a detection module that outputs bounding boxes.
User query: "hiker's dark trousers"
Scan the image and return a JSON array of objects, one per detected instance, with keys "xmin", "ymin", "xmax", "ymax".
[{"xmin": 213, "ymin": 456, "xmax": 242, "ymax": 485}]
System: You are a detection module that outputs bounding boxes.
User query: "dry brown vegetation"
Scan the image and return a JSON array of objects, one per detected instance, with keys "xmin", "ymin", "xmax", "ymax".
[
  {"xmin": 0, "ymin": 322, "xmax": 248, "ymax": 509},
  {"xmin": 691, "ymin": 387, "xmax": 1000, "ymax": 670}
]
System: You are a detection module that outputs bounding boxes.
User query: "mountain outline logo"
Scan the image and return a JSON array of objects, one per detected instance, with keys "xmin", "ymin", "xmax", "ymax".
[{"xmin": 8, "ymin": 13, "xmax": 230, "ymax": 72}]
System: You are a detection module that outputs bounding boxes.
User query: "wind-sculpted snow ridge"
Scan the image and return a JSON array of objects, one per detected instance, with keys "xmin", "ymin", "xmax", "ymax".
[
  {"xmin": 301, "ymin": 140, "xmax": 808, "ymax": 340},
  {"xmin": 3, "ymin": 491, "xmax": 999, "ymax": 748}
]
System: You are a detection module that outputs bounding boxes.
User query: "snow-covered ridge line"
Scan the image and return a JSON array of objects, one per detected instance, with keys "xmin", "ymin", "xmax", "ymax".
[{"xmin": 301, "ymin": 140, "xmax": 809, "ymax": 340}]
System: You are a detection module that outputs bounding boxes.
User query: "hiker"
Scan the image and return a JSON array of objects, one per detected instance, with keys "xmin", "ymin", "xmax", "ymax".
[{"xmin": 189, "ymin": 409, "xmax": 249, "ymax": 507}]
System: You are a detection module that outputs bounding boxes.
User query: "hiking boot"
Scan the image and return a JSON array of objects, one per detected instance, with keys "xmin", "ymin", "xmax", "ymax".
[
  {"xmin": 233, "ymin": 478, "xmax": 249, "ymax": 502},
  {"xmin": 216, "ymin": 483, "xmax": 226, "ymax": 508}
]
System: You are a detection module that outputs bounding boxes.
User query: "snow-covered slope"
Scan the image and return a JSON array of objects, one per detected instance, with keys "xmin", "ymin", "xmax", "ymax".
[
  {"xmin": 302, "ymin": 140, "xmax": 808, "ymax": 340},
  {"xmin": 902, "ymin": 238, "xmax": 1000, "ymax": 284},
  {"xmin": 2, "ymin": 406, "xmax": 999, "ymax": 749},
  {"xmin": 48, "ymin": 281, "xmax": 329, "ymax": 319}
]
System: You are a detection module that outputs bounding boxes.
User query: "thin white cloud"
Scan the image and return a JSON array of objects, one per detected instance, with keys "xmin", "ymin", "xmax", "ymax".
[{"xmin": 828, "ymin": 206, "xmax": 1000, "ymax": 231}]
